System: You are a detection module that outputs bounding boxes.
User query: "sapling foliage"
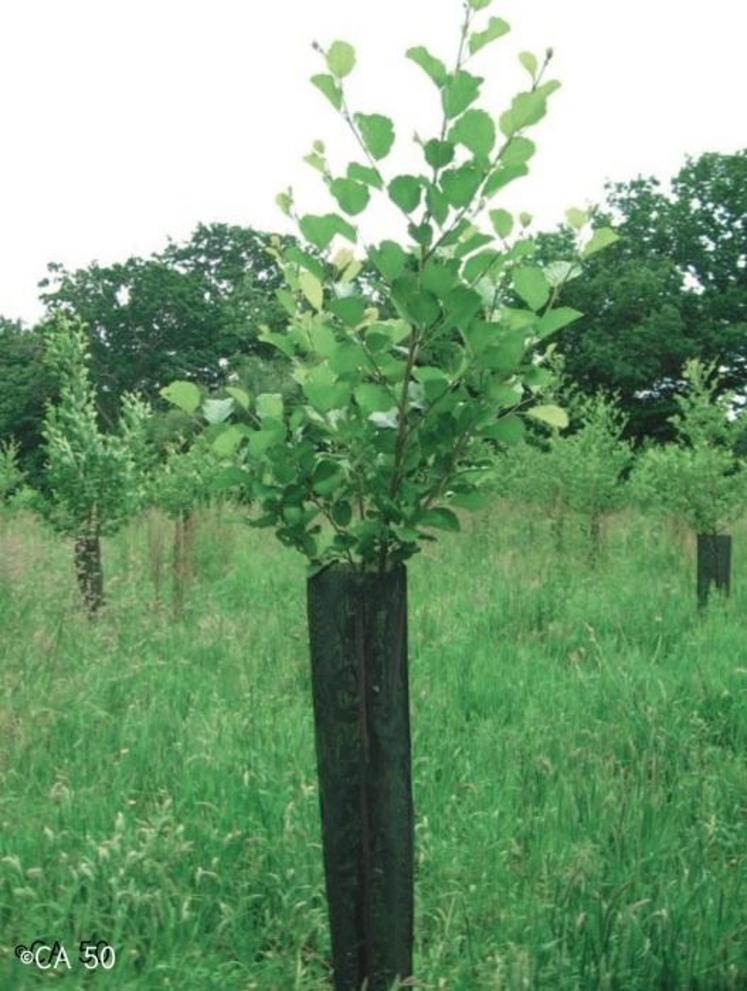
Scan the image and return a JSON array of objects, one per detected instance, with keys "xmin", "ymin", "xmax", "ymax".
[
  {"xmin": 631, "ymin": 359, "xmax": 746, "ymax": 535},
  {"xmin": 149, "ymin": 435, "xmax": 225, "ymax": 613},
  {"xmin": 172, "ymin": 3, "xmax": 619, "ymax": 575},
  {"xmin": 0, "ymin": 438, "xmax": 26, "ymax": 505},
  {"xmin": 499, "ymin": 381, "xmax": 632, "ymax": 555},
  {"xmin": 41, "ymin": 316, "xmax": 152, "ymax": 611}
]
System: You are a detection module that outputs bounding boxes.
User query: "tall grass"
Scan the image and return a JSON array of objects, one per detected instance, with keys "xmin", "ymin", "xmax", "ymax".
[{"xmin": 0, "ymin": 504, "xmax": 745, "ymax": 989}]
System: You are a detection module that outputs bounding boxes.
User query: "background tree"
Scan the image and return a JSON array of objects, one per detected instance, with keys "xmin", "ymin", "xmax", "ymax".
[
  {"xmin": 500, "ymin": 382, "xmax": 632, "ymax": 556},
  {"xmin": 149, "ymin": 435, "xmax": 223, "ymax": 614},
  {"xmin": 0, "ymin": 438, "xmax": 26, "ymax": 505},
  {"xmin": 40, "ymin": 316, "xmax": 152, "ymax": 613},
  {"xmin": 38, "ymin": 223, "xmax": 287, "ymax": 425},
  {"xmin": 630, "ymin": 358, "xmax": 746, "ymax": 600},
  {"xmin": 0, "ymin": 317, "xmax": 58, "ymax": 485},
  {"xmin": 535, "ymin": 150, "xmax": 747, "ymax": 443}
]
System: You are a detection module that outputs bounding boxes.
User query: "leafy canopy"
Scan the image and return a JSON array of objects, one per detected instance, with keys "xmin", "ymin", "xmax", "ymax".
[
  {"xmin": 165, "ymin": 3, "xmax": 618, "ymax": 573},
  {"xmin": 630, "ymin": 360, "xmax": 747, "ymax": 533},
  {"xmin": 40, "ymin": 316, "xmax": 152, "ymax": 538}
]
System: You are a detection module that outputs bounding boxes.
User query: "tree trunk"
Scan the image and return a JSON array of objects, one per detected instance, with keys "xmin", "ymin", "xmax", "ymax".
[
  {"xmin": 147, "ymin": 510, "xmax": 165, "ymax": 607},
  {"xmin": 588, "ymin": 513, "xmax": 602, "ymax": 565},
  {"xmin": 551, "ymin": 512, "xmax": 565, "ymax": 554},
  {"xmin": 172, "ymin": 511, "xmax": 196, "ymax": 617},
  {"xmin": 307, "ymin": 565, "xmax": 414, "ymax": 991},
  {"xmin": 74, "ymin": 535, "xmax": 104, "ymax": 615},
  {"xmin": 697, "ymin": 533, "xmax": 731, "ymax": 607}
]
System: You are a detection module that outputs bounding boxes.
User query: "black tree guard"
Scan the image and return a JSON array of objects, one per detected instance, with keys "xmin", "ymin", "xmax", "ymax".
[
  {"xmin": 307, "ymin": 565, "xmax": 414, "ymax": 991},
  {"xmin": 697, "ymin": 533, "xmax": 731, "ymax": 607}
]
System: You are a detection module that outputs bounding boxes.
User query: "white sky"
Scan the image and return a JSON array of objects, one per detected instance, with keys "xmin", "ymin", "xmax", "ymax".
[{"xmin": 1, "ymin": 0, "xmax": 745, "ymax": 325}]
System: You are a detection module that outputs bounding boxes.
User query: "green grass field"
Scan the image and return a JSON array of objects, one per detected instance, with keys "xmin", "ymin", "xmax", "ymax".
[{"xmin": 1, "ymin": 505, "xmax": 746, "ymax": 989}]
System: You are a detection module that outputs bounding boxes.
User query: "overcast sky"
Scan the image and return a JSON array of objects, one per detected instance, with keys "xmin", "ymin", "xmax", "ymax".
[{"xmin": 1, "ymin": 0, "xmax": 745, "ymax": 325}]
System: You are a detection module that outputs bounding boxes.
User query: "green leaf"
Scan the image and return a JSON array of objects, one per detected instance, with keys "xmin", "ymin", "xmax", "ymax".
[
  {"xmin": 285, "ymin": 244, "xmax": 325, "ymax": 279},
  {"xmin": 328, "ymin": 296, "xmax": 366, "ymax": 327},
  {"xmin": 354, "ymin": 113, "xmax": 395, "ymax": 160},
  {"xmin": 545, "ymin": 260, "xmax": 582, "ymax": 287},
  {"xmin": 331, "ymin": 500, "xmax": 352, "ymax": 526},
  {"xmin": 412, "ymin": 366, "xmax": 450, "ymax": 401},
  {"xmin": 299, "ymin": 213, "xmax": 356, "ymax": 249},
  {"xmin": 212, "ymin": 424, "xmax": 246, "ymax": 457},
  {"xmin": 302, "ymin": 365, "xmax": 351, "ymax": 413},
  {"xmin": 424, "ymin": 139, "xmax": 454, "ymax": 170},
  {"xmin": 449, "ymin": 109, "xmax": 496, "ymax": 159},
  {"xmin": 347, "ymin": 162, "xmax": 383, "ymax": 189},
  {"xmin": 225, "ymin": 386, "xmax": 250, "ymax": 410},
  {"xmin": 299, "ymin": 271, "xmax": 324, "ymax": 310},
  {"xmin": 519, "ymin": 51, "xmax": 538, "ymax": 77},
  {"xmin": 202, "ymin": 397, "xmax": 234, "ymax": 425},
  {"xmin": 477, "ymin": 331, "xmax": 526, "ymax": 372},
  {"xmin": 538, "ymin": 80, "xmax": 561, "ymax": 99},
  {"xmin": 522, "ymin": 366, "xmax": 553, "ymax": 390},
  {"xmin": 526, "ymin": 404, "xmax": 568, "ymax": 429},
  {"xmin": 304, "ymin": 151, "xmax": 326, "ymax": 173},
  {"xmin": 441, "ymin": 164, "xmax": 483, "ymax": 208},
  {"xmin": 502, "ymin": 136, "xmax": 536, "ymax": 167},
  {"xmin": 328, "ymin": 340, "xmax": 364, "ymax": 375},
  {"xmin": 483, "ymin": 163, "xmax": 529, "ymax": 198},
  {"xmin": 468, "ymin": 17, "xmax": 510, "ymax": 56},
  {"xmin": 422, "ymin": 260, "xmax": 458, "ymax": 298},
  {"xmin": 489, "ymin": 381, "xmax": 523, "ymax": 405},
  {"xmin": 582, "ymin": 227, "xmax": 620, "ymax": 258},
  {"xmin": 426, "ymin": 183, "xmax": 449, "ymax": 224},
  {"xmin": 455, "ymin": 231, "xmax": 494, "ymax": 258},
  {"xmin": 513, "ymin": 266, "xmax": 550, "ymax": 311},
  {"xmin": 409, "ymin": 222, "xmax": 433, "ymax": 247},
  {"xmin": 259, "ymin": 327, "xmax": 295, "ymax": 358},
  {"xmin": 442, "ymin": 71, "xmax": 483, "ymax": 118},
  {"xmin": 460, "ymin": 320, "xmax": 498, "ymax": 355},
  {"xmin": 326, "ymin": 40, "xmax": 356, "ymax": 78},
  {"xmin": 305, "ymin": 322, "xmax": 336, "ymax": 357},
  {"xmin": 499, "ymin": 91, "xmax": 547, "ymax": 136},
  {"xmin": 419, "ymin": 507, "xmax": 460, "ymax": 531},
  {"xmin": 248, "ymin": 424, "xmax": 285, "ymax": 457},
  {"xmin": 482, "ymin": 414, "xmax": 525, "ymax": 444},
  {"xmin": 388, "ymin": 175, "xmax": 422, "ymax": 213},
  {"xmin": 536, "ymin": 307, "xmax": 583, "ymax": 339},
  {"xmin": 444, "ymin": 285, "xmax": 483, "ymax": 325},
  {"xmin": 369, "ymin": 409, "xmax": 399, "ymax": 430},
  {"xmin": 311, "ymin": 74, "xmax": 342, "ymax": 110},
  {"xmin": 391, "ymin": 279, "xmax": 440, "ymax": 327},
  {"xmin": 468, "ymin": 0, "xmax": 492, "ymax": 8},
  {"xmin": 329, "ymin": 177, "xmax": 370, "ymax": 216},
  {"xmin": 406, "ymin": 46, "xmax": 448, "ymax": 87},
  {"xmin": 489, "ymin": 208, "xmax": 513, "ymax": 239},
  {"xmin": 160, "ymin": 380, "xmax": 200, "ymax": 413},
  {"xmin": 463, "ymin": 249, "xmax": 500, "ymax": 284},
  {"xmin": 256, "ymin": 393, "xmax": 284, "ymax": 420},
  {"xmin": 565, "ymin": 207, "xmax": 588, "ymax": 230},
  {"xmin": 355, "ymin": 383, "xmax": 394, "ymax": 413},
  {"xmin": 370, "ymin": 240, "xmax": 409, "ymax": 281},
  {"xmin": 312, "ymin": 459, "xmax": 344, "ymax": 496},
  {"xmin": 366, "ymin": 320, "xmax": 411, "ymax": 351},
  {"xmin": 441, "ymin": 218, "xmax": 474, "ymax": 248},
  {"xmin": 212, "ymin": 466, "xmax": 251, "ymax": 492},
  {"xmin": 275, "ymin": 191, "xmax": 292, "ymax": 216}
]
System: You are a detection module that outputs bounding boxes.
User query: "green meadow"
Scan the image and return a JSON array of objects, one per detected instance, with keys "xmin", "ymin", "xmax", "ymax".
[{"xmin": 1, "ymin": 506, "xmax": 746, "ymax": 989}]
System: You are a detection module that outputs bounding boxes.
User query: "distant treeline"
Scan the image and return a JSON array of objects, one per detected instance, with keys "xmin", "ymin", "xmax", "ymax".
[{"xmin": 2, "ymin": 150, "xmax": 746, "ymax": 484}]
